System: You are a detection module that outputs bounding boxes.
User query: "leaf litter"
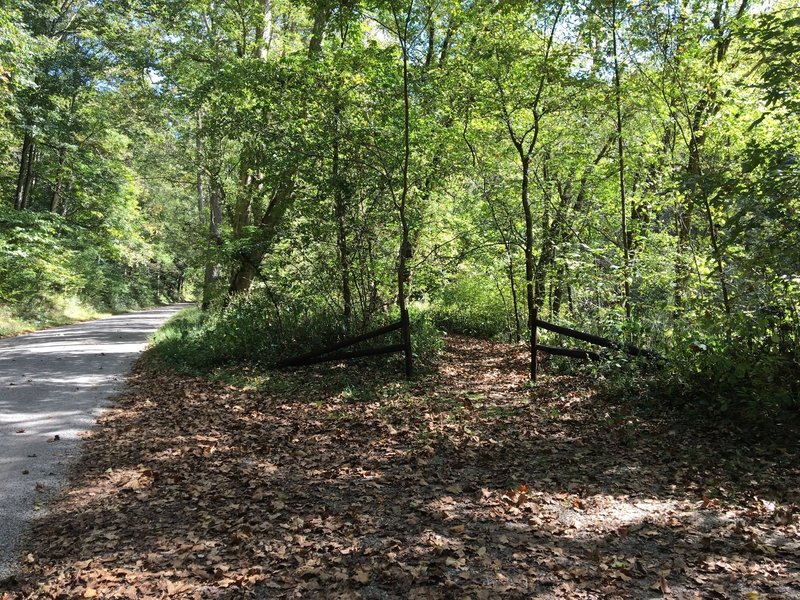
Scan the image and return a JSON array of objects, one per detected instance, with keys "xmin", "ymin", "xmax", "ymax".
[{"xmin": 1, "ymin": 335, "xmax": 798, "ymax": 599}]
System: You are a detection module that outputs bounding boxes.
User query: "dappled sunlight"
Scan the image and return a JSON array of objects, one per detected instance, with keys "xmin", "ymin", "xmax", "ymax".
[
  {"xmin": 0, "ymin": 305, "xmax": 188, "ymax": 583},
  {"xmin": 3, "ymin": 336, "xmax": 798, "ymax": 598}
]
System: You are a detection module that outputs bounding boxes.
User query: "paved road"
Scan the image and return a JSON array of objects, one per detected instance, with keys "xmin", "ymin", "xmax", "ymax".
[{"xmin": 0, "ymin": 304, "xmax": 189, "ymax": 580}]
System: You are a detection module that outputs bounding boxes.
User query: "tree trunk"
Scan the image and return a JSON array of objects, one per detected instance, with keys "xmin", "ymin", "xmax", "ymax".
[
  {"xmin": 675, "ymin": 127, "xmax": 701, "ymax": 310},
  {"xmin": 552, "ymin": 263, "xmax": 566, "ymax": 317},
  {"xmin": 50, "ymin": 148, "xmax": 67, "ymax": 213},
  {"xmin": 15, "ymin": 133, "xmax": 33, "ymax": 210},
  {"xmin": 254, "ymin": 0, "xmax": 272, "ymax": 59},
  {"xmin": 226, "ymin": 4, "xmax": 329, "ymax": 299},
  {"xmin": 612, "ymin": 0, "xmax": 631, "ymax": 321},
  {"xmin": 397, "ymin": 20, "xmax": 413, "ymax": 378},
  {"xmin": 521, "ymin": 156, "xmax": 536, "ymax": 381},
  {"xmin": 21, "ymin": 146, "xmax": 36, "ymax": 210},
  {"xmin": 332, "ymin": 103, "xmax": 353, "ymax": 332},
  {"xmin": 228, "ymin": 177, "xmax": 296, "ymax": 295},
  {"xmin": 195, "ymin": 113, "xmax": 204, "ymax": 215},
  {"xmin": 308, "ymin": 6, "xmax": 328, "ymax": 57},
  {"xmin": 202, "ymin": 173, "xmax": 225, "ymax": 310}
]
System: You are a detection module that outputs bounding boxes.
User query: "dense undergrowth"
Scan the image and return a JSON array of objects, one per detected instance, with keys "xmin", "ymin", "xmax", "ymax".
[
  {"xmin": 0, "ymin": 205, "xmax": 185, "ymax": 337},
  {"xmin": 149, "ymin": 291, "xmax": 443, "ymax": 374},
  {"xmin": 150, "ymin": 282, "xmax": 799, "ymax": 425}
]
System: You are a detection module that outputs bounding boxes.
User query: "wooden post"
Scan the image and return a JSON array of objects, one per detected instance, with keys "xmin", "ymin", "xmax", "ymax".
[
  {"xmin": 401, "ymin": 307, "xmax": 413, "ymax": 378},
  {"xmin": 531, "ymin": 307, "xmax": 538, "ymax": 382}
]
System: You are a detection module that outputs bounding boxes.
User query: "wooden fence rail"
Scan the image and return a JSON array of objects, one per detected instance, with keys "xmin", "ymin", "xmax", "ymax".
[
  {"xmin": 531, "ymin": 316, "xmax": 659, "ymax": 380},
  {"xmin": 276, "ymin": 315, "xmax": 412, "ymax": 376}
]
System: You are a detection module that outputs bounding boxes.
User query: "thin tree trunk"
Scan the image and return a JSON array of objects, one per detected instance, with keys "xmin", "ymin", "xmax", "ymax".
[
  {"xmin": 21, "ymin": 147, "xmax": 36, "ymax": 210},
  {"xmin": 50, "ymin": 148, "xmax": 67, "ymax": 213},
  {"xmin": 612, "ymin": 0, "xmax": 631, "ymax": 321},
  {"xmin": 15, "ymin": 133, "xmax": 33, "ymax": 210},
  {"xmin": 521, "ymin": 156, "xmax": 536, "ymax": 381},
  {"xmin": 332, "ymin": 103, "xmax": 353, "ymax": 332},
  {"xmin": 552, "ymin": 263, "xmax": 566, "ymax": 317},
  {"xmin": 397, "ymin": 14, "xmax": 413, "ymax": 378},
  {"xmin": 702, "ymin": 192, "xmax": 731, "ymax": 316},
  {"xmin": 196, "ymin": 113, "xmax": 204, "ymax": 215},
  {"xmin": 202, "ymin": 174, "xmax": 224, "ymax": 310}
]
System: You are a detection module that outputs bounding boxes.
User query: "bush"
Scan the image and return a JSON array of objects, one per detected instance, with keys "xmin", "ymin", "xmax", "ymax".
[
  {"xmin": 431, "ymin": 272, "xmax": 516, "ymax": 340},
  {"xmin": 150, "ymin": 290, "xmax": 444, "ymax": 374},
  {"xmin": 661, "ymin": 341, "xmax": 799, "ymax": 419}
]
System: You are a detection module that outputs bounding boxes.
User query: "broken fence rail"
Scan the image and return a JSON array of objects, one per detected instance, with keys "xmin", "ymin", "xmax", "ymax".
[
  {"xmin": 276, "ymin": 320, "xmax": 404, "ymax": 369},
  {"xmin": 533, "ymin": 317, "xmax": 660, "ymax": 368}
]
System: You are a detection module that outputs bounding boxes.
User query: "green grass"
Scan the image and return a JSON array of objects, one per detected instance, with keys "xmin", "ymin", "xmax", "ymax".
[
  {"xmin": 0, "ymin": 296, "xmax": 110, "ymax": 339},
  {"xmin": 146, "ymin": 306, "xmax": 209, "ymax": 372}
]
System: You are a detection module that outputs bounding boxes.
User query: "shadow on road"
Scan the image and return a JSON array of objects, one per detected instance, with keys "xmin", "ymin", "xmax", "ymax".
[{"xmin": 0, "ymin": 304, "xmax": 189, "ymax": 580}]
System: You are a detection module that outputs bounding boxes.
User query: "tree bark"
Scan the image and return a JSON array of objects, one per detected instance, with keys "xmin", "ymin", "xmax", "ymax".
[
  {"xmin": 521, "ymin": 156, "xmax": 536, "ymax": 381},
  {"xmin": 254, "ymin": 0, "xmax": 272, "ymax": 59},
  {"xmin": 332, "ymin": 103, "xmax": 353, "ymax": 331},
  {"xmin": 14, "ymin": 133, "xmax": 33, "ymax": 210},
  {"xmin": 228, "ymin": 177, "xmax": 296, "ymax": 294},
  {"xmin": 612, "ymin": 0, "xmax": 631, "ymax": 320},
  {"xmin": 226, "ymin": 4, "xmax": 329, "ymax": 299},
  {"xmin": 397, "ymin": 9, "xmax": 414, "ymax": 378},
  {"xmin": 195, "ymin": 113, "xmax": 204, "ymax": 215},
  {"xmin": 202, "ymin": 170, "xmax": 225, "ymax": 310},
  {"xmin": 50, "ymin": 147, "xmax": 67, "ymax": 213},
  {"xmin": 21, "ymin": 147, "xmax": 36, "ymax": 210}
]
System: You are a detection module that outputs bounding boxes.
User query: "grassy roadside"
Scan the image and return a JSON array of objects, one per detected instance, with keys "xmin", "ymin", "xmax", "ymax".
[{"xmin": 0, "ymin": 297, "xmax": 113, "ymax": 339}]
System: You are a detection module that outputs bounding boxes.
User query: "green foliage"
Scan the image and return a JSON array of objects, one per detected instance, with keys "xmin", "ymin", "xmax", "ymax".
[
  {"xmin": 150, "ymin": 293, "xmax": 442, "ymax": 373},
  {"xmin": 2, "ymin": 0, "xmax": 798, "ymax": 424},
  {"xmin": 667, "ymin": 344, "xmax": 799, "ymax": 419},
  {"xmin": 0, "ymin": 202, "xmax": 181, "ymax": 323},
  {"xmin": 431, "ymin": 271, "xmax": 515, "ymax": 340}
]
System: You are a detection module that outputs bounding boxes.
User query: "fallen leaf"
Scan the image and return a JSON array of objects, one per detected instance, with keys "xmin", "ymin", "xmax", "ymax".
[{"xmin": 352, "ymin": 570, "xmax": 370, "ymax": 584}]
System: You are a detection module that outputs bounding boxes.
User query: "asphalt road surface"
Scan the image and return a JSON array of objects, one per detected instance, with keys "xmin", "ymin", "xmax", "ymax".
[{"xmin": 0, "ymin": 304, "xmax": 188, "ymax": 581}]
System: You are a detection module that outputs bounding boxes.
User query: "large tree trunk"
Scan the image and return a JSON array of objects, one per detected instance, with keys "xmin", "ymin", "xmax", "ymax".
[
  {"xmin": 308, "ymin": 6, "xmax": 329, "ymax": 57},
  {"xmin": 254, "ymin": 0, "xmax": 272, "ymax": 59},
  {"xmin": 228, "ymin": 177, "xmax": 296, "ymax": 295},
  {"xmin": 226, "ymin": 4, "xmax": 329, "ymax": 299}
]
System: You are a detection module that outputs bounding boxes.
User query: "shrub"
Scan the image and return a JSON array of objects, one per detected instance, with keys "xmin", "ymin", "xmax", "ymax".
[
  {"xmin": 431, "ymin": 272, "xmax": 516, "ymax": 340},
  {"xmin": 150, "ymin": 290, "xmax": 443, "ymax": 374}
]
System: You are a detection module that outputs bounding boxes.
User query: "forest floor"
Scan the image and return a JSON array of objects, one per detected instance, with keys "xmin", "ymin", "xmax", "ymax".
[{"xmin": 1, "ymin": 335, "xmax": 798, "ymax": 599}]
